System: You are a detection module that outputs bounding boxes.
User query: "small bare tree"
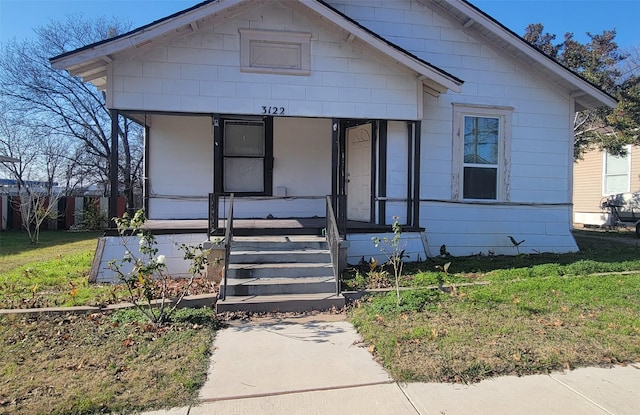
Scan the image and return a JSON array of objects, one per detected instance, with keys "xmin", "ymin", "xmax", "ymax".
[
  {"xmin": 0, "ymin": 107, "xmax": 67, "ymax": 243},
  {"xmin": 15, "ymin": 184, "xmax": 62, "ymax": 244}
]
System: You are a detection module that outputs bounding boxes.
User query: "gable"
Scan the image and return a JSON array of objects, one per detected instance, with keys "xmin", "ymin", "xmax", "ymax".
[
  {"xmin": 105, "ymin": 1, "xmax": 456, "ymax": 119},
  {"xmin": 51, "ymin": 0, "xmax": 462, "ymax": 98},
  {"xmin": 50, "ymin": 0, "xmax": 615, "ymax": 115}
]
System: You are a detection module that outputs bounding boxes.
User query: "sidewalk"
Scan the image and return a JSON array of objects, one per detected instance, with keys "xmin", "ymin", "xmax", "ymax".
[{"xmin": 143, "ymin": 314, "xmax": 640, "ymax": 415}]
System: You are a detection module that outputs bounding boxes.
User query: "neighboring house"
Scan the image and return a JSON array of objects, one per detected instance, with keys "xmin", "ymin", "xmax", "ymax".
[
  {"xmin": 50, "ymin": 0, "xmax": 615, "ymax": 279},
  {"xmin": 574, "ymin": 145, "xmax": 640, "ymax": 229}
]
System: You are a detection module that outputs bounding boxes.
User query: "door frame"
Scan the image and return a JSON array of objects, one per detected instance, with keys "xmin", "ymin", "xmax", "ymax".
[
  {"xmin": 345, "ymin": 121, "xmax": 376, "ymax": 222},
  {"xmin": 331, "ymin": 118, "xmax": 421, "ymax": 229}
]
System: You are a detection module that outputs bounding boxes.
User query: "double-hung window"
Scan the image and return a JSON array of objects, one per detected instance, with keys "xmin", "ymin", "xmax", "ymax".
[
  {"xmin": 216, "ymin": 118, "xmax": 273, "ymax": 195},
  {"xmin": 603, "ymin": 146, "xmax": 630, "ymax": 195},
  {"xmin": 452, "ymin": 104, "xmax": 512, "ymax": 201}
]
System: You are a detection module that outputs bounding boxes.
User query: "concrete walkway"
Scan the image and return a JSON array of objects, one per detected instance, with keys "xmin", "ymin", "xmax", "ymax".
[{"xmin": 143, "ymin": 315, "xmax": 640, "ymax": 415}]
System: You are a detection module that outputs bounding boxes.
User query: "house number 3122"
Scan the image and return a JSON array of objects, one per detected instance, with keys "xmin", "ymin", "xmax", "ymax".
[{"xmin": 262, "ymin": 106, "xmax": 285, "ymax": 115}]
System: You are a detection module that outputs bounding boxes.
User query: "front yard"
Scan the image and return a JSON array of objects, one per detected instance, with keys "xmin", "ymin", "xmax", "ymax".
[
  {"xmin": 1, "ymin": 228, "xmax": 640, "ymax": 413},
  {"xmin": 1, "ymin": 230, "xmax": 222, "ymax": 415},
  {"xmin": 349, "ymin": 230, "xmax": 640, "ymax": 383}
]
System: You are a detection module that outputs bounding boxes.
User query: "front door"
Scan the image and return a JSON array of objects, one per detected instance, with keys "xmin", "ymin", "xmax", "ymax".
[{"xmin": 346, "ymin": 123, "xmax": 372, "ymax": 222}]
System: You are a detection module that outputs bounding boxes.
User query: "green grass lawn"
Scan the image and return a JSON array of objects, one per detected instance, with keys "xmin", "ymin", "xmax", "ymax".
[
  {"xmin": 349, "ymin": 231, "xmax": 640, "ymax": 383},
  {"xmin": 1, "ymin": 231, "xmax": 224, "ymax": 415},
  {"xmin": 0, "ymin": 230, "xmax": 121, "ymax": 308}
]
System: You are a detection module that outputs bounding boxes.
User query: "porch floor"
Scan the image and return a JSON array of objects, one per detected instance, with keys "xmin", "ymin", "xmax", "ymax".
[{"xmin": 129, "ymin": 218, "xmax": 421, "ymax": 236}]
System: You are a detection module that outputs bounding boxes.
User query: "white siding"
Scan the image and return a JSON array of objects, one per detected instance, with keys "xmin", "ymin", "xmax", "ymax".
[
  {"xmin": 385, "ymin": 121, "xmax": 409, "ymax": 222},
  {"xmin": 347, "ymin": 232, "xmax": 427, "ymax": 264},
  {"xmin": 96, "ymin": 234, "xmax": 208, "ymax": 282},
  {"xmin": 135, "ymin": 0, "xmax": 579, "ymax": 256},
  {"xmin": 328, "ymin": 0, "xmax": 577, "ymax": 253},
  {"xmin": 273, "ymin": 118, "xmax": 332, "ymax": 197},
  {"xmin": 111, "ymin": 2, "xmax": 420, "ymax": 120},
  {"xmin": 421, "ymin": 203, "xmax": 577, "ymax": 256},
  {"xmin": 147, "ymin": 115, "xmax": 213, "ymax": 219}
]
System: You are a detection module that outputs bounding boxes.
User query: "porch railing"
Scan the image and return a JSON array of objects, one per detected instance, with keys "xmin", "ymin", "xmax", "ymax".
[
  {"xmin": 219, "ymin": 193, "xmax": 234, "ymax": 301},
  {"xmin": 211, "ymin": 193, "xmax": 233, "ymax": 301},
  {"xmin": 326, "ymin": 195, "xmax": 345, "ymax": 296},
  {"xmin": 208, "ymin": 193, "xmax": 219, "ymax": 238}
]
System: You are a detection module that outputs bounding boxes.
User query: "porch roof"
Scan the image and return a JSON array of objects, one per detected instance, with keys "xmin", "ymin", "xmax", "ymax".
[{"xmin": 50, "ymin": 0, "xmax": 463, "ymax": 96}]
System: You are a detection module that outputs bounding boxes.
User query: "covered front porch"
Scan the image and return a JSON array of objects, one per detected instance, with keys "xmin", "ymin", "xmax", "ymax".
[
  {"xmin": 138, "ymin": 214, "xmax": 423, "ymax": 236},
  {"xmin": 122, "ymin": 112, "xmax": 425, "ymax": 233}
]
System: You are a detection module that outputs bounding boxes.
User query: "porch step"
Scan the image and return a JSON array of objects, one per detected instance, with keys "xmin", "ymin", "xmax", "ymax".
[
  {"xmin": 230, "ymin": 249, "xmax": 331, "ymax": 264},
  {"xmin": 224, "ymin": 276, "xmax": 336, "ymax": 296},
  {"xmin": 216, "ymin": 234, "xmax": 344, "ymax": 313},
  {"xmin": 228, "ymin": 262, "xmax": 334, "ymax": 279},
  {"xmin": 231, "ymin": 235, "xmax": 328, "ymax": 250},
  {"xmin": 216, "ymin": 293, "xmax": 345, "ymax": 313},
  {"xmin": 213, "ymin": 226, "xmax": 324, "ymax": 237}
]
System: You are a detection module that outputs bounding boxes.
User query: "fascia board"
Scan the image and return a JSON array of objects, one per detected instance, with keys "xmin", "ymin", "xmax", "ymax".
[
  {"xmin": 444, "ymin": 0, "xmax": 616, "ymax": 108},
  {"xmin": 51, "ymin": 0, "xmax": 246, "ymax": 70},
  {"xmin": 300, "ymin": 0, "xmax": 463, "ymax": 93}
]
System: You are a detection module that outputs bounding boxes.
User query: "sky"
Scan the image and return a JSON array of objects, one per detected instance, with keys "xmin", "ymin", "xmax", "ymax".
[{"xmin": 0, "ymin": 0, "xmax": 638, "ymax": 50}]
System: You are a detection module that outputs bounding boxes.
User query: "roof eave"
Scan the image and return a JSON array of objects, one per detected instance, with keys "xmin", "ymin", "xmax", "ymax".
[
  {"xmin": 50, "ymin": 0, "xmax": 246, "ymax": 70},
  {"xmin": 427, "ymin": 0, "xmax": 617, "ymax": 109},
  {"xmin": 51, "ymin": 0, "xmax": 463, "ymax": 95}
]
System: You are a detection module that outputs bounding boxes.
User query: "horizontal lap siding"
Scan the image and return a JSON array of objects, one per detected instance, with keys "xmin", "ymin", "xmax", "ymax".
[
  {"xmin": 329, "ymin": 0, "xmax": 576, "ymax": 253},
  {"xmin": 111, "ymin": 2, "xmax": 419, "ymax": 120},
  {"xmin": 347, "ymin": 232, "xmax": 427, "ymax": 264},
  {"xmin": 574, "ymin": 146, "xmax": 640, "ymax": 226},
  {"xmin": 273, "ymin": 118, "xmax": 332, "ymax": 198},
  {"xmin": 219, "ymin": 198, "xmax": 326, "ymax": 219},
  {"xmin": 385, "ymin": 121, "xmax": 410, "ymax": 223},
  {"xmin": 97, "ymin": 234, "xmax": 207, "ymax": 282},
  {"xmin": 573, "ymin": 150, "xmax": 604, "ymax": 225},
  {"xmin": 147, "ymin": 115, "xmax": 213, "ymax": 220},
  {"xmin": 421, "ymin": 202, "xmax": 577, "ymax": 256}
]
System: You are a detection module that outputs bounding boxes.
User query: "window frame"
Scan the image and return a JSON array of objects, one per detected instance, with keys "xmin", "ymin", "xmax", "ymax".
[
  {"xmin": 452, "ymin": 104, "xmax": 513, "ymax": 202},
  {"xmin": 602, "ymin": 145, "xmax": 631, "ymax": 196},
  {"xmin": 215, "ymin": 116, "xmax": 273, "ymax": 196}
]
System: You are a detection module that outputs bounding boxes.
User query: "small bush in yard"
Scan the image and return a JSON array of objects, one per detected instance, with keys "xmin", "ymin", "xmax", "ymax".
[
  {"xmin": 108, "ymin": 209, "xmax": 210, "ymax": 325},
  {"xmin": 372, "ymin": 217, "xmax": 408, "ymax": 306}
]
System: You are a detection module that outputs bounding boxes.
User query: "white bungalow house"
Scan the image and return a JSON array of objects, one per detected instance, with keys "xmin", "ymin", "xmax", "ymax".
[{"xmin": 51, "ymin": 0, "xmax": 615, "ymax": 310}]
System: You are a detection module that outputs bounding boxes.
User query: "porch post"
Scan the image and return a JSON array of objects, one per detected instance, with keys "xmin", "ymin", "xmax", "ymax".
[
  {"xmin": 413, "ymin": 121, "xmax": 421, "ymax": 227},
  {"xmin": 109, "ymin": 109, "xmax": 119, "ymax": 226},
  {"xmin": 213, "ymin": 114, "xmax": 222, "ymax": 193},
  {"xmin": 369, "ymin": 121, "xmax": 378, "ymax": 223},
  {"xmin": 378, "ymin": 121, "xmax": 388, "ymax": 225},
  {"xmin": 406, "ymin": 123, "xmax": 414, "ymax": 225},
  {"xmin": 331, "ymin": 119, "xmax": 340, "ymax": 212},
  {"xmin": 143, "ymin": 121, "xmax": 150, "ymax": 215},
  {"xmin": 331, "ymin": 118, "xmax": 346, "ymax": 233}
]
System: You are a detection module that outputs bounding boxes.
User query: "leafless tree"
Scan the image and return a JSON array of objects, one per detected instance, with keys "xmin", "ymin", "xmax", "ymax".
[
  {"xmin": 0, "ymin": 15, "xmax": 143, "ymax": 212},
  {"xmin": 0, "ymin": 108, "xmax": 67, "ymax": 243}
]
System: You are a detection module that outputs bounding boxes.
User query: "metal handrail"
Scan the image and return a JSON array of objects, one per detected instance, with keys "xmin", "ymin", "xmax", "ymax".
[
  {"xmin": 220, "ymin": 193, "xmax": 234, "ymax": 301},
  {"xmin": 208, "ymin": 193, "xmax": 218, "ymax": 239},
  {"xmin": 325, "ymin": 195, "xmax": 344, "ymax": 295}
]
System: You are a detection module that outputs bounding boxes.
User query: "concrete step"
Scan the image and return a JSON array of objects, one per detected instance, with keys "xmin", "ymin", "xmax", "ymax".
[
  {"xmin": 230, "ymin": 249, "xmax": 331, "ymax": 264},
  {"xmin": 223, "ymin": 276, "xmax": 336, "ymax": 296},
  {"xmin": 228, "ymin": 262, "xmax": 334, "ymax": 279},
  {"xmin": 216, "ymin": 293, "xmax": 345, "ymax": 313},
  {"xmin": 232, "ymin": 235, "xmax": 327, "ymax": 251}
]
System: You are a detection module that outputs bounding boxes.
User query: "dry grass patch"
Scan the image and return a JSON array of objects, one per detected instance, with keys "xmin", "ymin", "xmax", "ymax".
[{"xmin": 0, "ymin": 308, "xmax": 221, "ymax": 415}]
